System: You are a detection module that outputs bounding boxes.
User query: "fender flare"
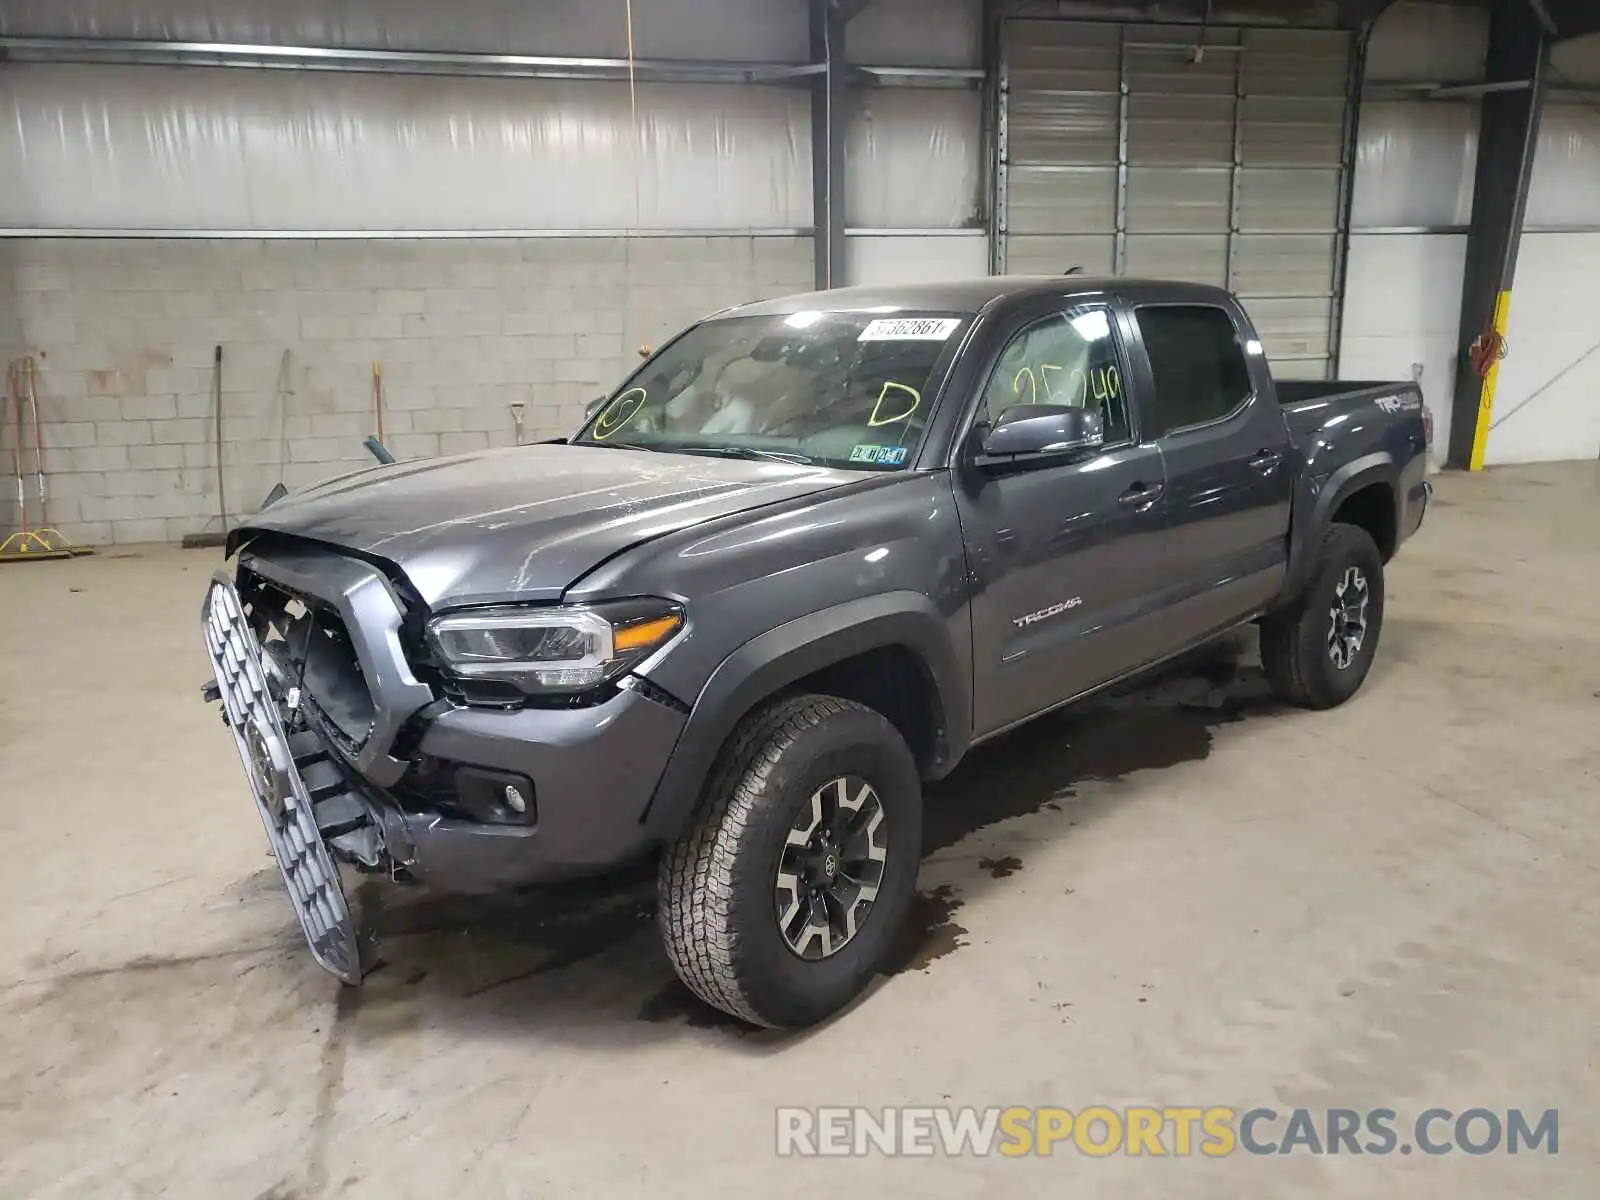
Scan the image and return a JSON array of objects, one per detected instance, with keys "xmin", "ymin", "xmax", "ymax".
[
  {"xmin": 1313, "ymin": 453, "xmax": 1396, "ymax": 533},
  {"xmin": 639, "ymin": 591, "xmax": 967, "ymax": 842},
  {"xmin": 1282, "ymin": 452, "xmax": 1397, "ymax": 603}
]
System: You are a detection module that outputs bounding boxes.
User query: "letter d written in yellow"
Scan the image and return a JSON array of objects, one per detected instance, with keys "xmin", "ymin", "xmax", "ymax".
[
  {"xmin": 1202, "ymin": 1108, "xmax": 1237, "ymax": 1157},
  {"xmin": 998, "ymin": 1107, "xmax": 1034, "ymax": 1157}
]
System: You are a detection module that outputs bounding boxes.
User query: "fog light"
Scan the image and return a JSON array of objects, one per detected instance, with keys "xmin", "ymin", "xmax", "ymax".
[{"xmin": 452, "ymin": 766, "xmax": 536, "ymax": 825}]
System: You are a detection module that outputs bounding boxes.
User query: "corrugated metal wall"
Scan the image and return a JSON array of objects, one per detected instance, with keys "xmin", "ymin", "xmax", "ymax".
[
  {"xmin": 998, "ymin": 17, "xmax": 1353, "ymax": 380},
  {"xmin": 0, "ymin": 0, "xmax": 982, "ymax": 243},
  {"xmin": 0, "ymin": 0, "xmax": 809, "ymax": 62},
  {"xmin": 0, "ymin": 65, "xmax": 815, "ymax": 233}
]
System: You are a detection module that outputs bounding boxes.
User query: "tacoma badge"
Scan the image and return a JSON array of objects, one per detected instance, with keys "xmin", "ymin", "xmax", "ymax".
[{"xmin": 1013, "ymin": 598, "xmax": 1083, "ymax": 629}]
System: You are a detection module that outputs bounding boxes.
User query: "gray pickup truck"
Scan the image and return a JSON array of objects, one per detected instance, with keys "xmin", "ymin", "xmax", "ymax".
[{"xmin": 201, "ymin": 276, "xmax": 1430, "ymax": 1028}]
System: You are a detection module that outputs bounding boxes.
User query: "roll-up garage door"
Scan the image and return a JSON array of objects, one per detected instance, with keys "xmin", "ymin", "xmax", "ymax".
[{"xmin": 998, "ymin": 19, "xmax": 1353, "ymax": 380}]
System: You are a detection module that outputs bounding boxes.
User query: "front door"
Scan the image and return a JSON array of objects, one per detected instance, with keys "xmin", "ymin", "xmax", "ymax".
[
  {"xmin": 955, "ymin": 302, "xmax": 1169, "ymax": 738},
  {"xmin": 1130, "ymin": 302, "xmax": 1295, "ymax": 650}
]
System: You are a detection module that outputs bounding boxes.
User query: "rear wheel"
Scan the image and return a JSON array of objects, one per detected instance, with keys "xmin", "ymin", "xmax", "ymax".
[
  {"xmin": 1261, "ymin": 523, "xmax": 1386, "ymax": 709},
  {"xmin": 657, "ymin": 694, "xmax": 921, "ymax": 1029}
]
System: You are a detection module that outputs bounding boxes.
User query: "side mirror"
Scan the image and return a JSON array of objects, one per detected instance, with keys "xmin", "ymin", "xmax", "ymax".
[
  {"xmin": 980, "ymin": 405, "xmax": 1104, "ymax": 462},
  {"xmin": 583, "ymin": 395, "xmax": 606, "ymax": 421}
]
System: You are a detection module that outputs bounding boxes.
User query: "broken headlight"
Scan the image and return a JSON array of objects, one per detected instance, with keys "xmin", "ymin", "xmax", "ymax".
[{"xmin": 425, "ymin": 600, "xmax": 684, "ymax": 694}]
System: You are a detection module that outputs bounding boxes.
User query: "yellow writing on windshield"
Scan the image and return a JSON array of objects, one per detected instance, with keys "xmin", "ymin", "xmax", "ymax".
[
  {"xmin": 1039, "ymin": 363, "xmax": 1071, "ymax": 402},
  {"xmin": 1091, "ymin": 364, "xmax": 1121, "ymax": 403},
  {"xmin": 868, "ymin": 381, "xmax": 922, "ymax": 427},
  {"xmin": 1011, "ymin": 363, "xmax": 1121, "ymax": 407},
  {"xmin": 1012, "ymin": 366, "xmax": 1039, "ymax": 405},
  {"xmin": 592, "ymin": 387, "xmax": 647, "ymax": 440}
]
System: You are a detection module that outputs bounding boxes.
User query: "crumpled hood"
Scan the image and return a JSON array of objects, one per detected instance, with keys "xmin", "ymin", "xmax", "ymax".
[{"xmin": 235, "ymin": 443, "xmax": 858, "ymax": 608}]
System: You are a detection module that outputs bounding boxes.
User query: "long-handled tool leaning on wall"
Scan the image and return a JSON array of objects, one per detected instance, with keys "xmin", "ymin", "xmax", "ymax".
[
  {"xmin": 180, "ymin": 344, "xmax": 230, "ymax": 550},
  {"xmin": 1, "ymin": 357, "xmax": 91, "ymax": 563},
  {"xmin": 24, "ymin": 359, "xmax": 93, "ymax": 556},
  {"xmin": 372, "ymin": 359, "xmax": 385, "ymax": 445}
]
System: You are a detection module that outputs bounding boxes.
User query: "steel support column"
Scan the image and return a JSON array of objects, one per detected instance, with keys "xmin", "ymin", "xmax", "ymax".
[
  {"xmin": 1113, "ymin": 27, "xmax": 1131, "ymax": 276},
  {"xmin": 1326, "ymin": 23, "xmax": 1370, "ymax": 379},
  {"xmin": 810, "ymin": 0, "xmax": 857, "ymax": 290},
  {"xmin": 981, "ymin": 0, "xmax": 1004, "ymax": 275},
  {"xmin": 1446, "ymin": 0, "xmax": 1550, "ymax": 470},
  {"xmin": 1225, "ymin": 41, "xmax": 1244, "ymax": 290},
  {"xmin": 989, "ymin": 5, "xmax": 1011, "ymax": 275}
]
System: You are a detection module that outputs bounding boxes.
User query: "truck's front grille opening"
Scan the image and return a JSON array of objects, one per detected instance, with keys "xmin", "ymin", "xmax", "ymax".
[
  {"xmin": 240, "ymin": 565, "xmax": 377, "ymax": 750},
  {"xmin": 298, "ymin": 613, "xmax": 378, "ymax": 748}
]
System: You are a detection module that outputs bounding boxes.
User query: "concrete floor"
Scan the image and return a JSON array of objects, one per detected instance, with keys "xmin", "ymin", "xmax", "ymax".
[{"xmin": 1, "ymin": 462, "xmax": 1597, "ymax": 1198}]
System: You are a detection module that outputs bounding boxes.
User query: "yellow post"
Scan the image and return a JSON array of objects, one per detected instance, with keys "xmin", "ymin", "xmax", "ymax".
[{"xmin": 1467, "ymin": 290, "xmax": 1512, "ymax": 472}]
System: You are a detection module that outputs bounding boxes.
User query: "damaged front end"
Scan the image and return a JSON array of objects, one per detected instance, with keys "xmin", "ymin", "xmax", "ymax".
[
  {"xmin": 199, "ymin": 535, "xmax": 451, "ymax": 982},
  {"xmin": 201, "ymin": 572, "xmax": 379, "ymax": 983},
  {"xmin": 201, "ymin": 532, "xmax": 694, "ymax": 986}
]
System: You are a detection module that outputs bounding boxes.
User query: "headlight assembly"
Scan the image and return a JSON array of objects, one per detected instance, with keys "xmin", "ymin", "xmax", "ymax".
[{"xmin": 426, "ymin": 600, "xmax": 684, "ymax": 694}]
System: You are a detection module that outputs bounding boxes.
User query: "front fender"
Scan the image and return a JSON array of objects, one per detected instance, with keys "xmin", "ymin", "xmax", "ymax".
[{"xmin": 638, "ymin": 591, "xmax": 967, "ymax": 843}]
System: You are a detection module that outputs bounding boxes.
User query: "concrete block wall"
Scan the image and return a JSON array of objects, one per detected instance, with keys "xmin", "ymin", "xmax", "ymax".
[
  {"xmin": 0, "ymin": 265, "xmax": 21, "ymax": 535},
  {"xmin": 0, "ymin": 235, "xmax": 814, "ymax": 546}
]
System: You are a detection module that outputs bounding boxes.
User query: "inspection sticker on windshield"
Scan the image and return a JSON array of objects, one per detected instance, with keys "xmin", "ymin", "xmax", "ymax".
[
  {"xmin": 857, "ymin": 317, "xmax": 962, "ymax": 342},
  {"xmin": 849, "ymin": 444, "xmax": 909, "ymax": 466}
]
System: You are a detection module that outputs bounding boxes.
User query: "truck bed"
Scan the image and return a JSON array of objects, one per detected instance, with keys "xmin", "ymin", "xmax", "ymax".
[
  {"xmin": 1275, "ymin": 378, "xmax": 1430, "ymax": 454},
  {"xmin": 1275, "ymin": 379, "xmax": 1416, "ymax": 409}
]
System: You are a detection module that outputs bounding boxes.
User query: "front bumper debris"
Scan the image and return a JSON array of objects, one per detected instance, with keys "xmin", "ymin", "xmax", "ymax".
[
  {"xmin": 201, "ymin": 572, "xmax": 365, "ymax": 984},
  {"xmin": 203, "ymin": 543, "xmax": 693, "ymax": 955}
]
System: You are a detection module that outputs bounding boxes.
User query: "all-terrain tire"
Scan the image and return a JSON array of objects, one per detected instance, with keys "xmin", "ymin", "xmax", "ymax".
[
  {"xmin": 657, "ymin": 694, "xmax": 922, "ymax": 1029},
  {"xmin": 1260, "ymin": 523, "xmax": 1386, "ymax": 710}
]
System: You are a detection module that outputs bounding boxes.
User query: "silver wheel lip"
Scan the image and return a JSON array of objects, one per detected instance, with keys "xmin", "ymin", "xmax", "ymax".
[
  {"xmin": 1327, "ymin": 564, "xmax": 1371, "ymax": 671},
  {"xmin": 774, "ymin": 775, "xmax": 888, "ymax": 961}
]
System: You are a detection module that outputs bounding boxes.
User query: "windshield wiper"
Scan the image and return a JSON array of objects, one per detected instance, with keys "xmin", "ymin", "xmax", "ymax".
[
  {"xmin": 580, "ymin": 438, "xmax": 656, "ymax": 452},
  {"xmin": 675, "ymin": 445, "xmax": 815, "ymax": 466}
]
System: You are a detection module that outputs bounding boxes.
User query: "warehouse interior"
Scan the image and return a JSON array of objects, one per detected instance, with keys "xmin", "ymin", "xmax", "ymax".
[
  {"xmin": 1, "ymin": 0, "xmax": 1598, "ymax": 1196},
  {"xmin": 0, "ymin": 0, "xmax": 1598, "ymax": 545}
]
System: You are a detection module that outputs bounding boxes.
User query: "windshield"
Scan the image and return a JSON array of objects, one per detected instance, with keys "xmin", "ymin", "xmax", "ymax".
[{"xmin": 573, "ymin": 310, "xmax": 971, "ymax": 470}]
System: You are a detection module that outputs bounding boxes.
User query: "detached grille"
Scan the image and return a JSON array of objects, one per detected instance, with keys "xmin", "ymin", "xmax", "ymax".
[{"xmin": 202, "ymin": 574, "xmax": 361, "ymax": 984}]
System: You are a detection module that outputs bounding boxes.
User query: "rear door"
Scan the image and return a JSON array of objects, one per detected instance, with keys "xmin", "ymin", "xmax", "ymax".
[
  {"xmin": 954, "ymin": 298, "xmax": 1169, "ymax": 738},
  {"xmin": 1128, "ymin": 301, "xmax": 1294, "ymax": 649}
]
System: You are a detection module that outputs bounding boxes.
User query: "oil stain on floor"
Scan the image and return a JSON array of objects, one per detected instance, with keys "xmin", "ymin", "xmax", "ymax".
[
  {"xmin": 886, "ymin": 885, "xmax": 968, "ymax": 974},
  {"xmin": 976, "ymin": 855, "xmax": 1023, "ymax": 879},
  {"xmin": 895, "ymin": 641, "xmax": 1280, "ymax": 971}
]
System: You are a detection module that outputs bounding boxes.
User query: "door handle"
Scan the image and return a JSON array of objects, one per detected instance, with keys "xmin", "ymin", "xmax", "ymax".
[
  {"xmin": 1249, "ymin": 449, "xmax": 1283, "ymax": 471},
  {"xmin": 1117, "ymin": 482, "xmax": 1163, "ymax": 508}
]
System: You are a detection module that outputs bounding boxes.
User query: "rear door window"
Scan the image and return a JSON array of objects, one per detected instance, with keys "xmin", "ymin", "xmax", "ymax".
[{"xmin": 1134, "ymin": 305, "xmax": 1253, "ymax": 437}]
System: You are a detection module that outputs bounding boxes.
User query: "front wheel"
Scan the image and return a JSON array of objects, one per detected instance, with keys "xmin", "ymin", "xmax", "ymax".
[
  {"xmin": 657, "ymin": 695, "xmax": 922, "ymax": 1029},
  {"xmin": 1261, "ymin": 523, "xmax": 1386, "ymax": 709}
]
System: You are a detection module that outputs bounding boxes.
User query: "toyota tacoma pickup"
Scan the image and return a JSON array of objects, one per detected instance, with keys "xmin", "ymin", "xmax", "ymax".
[{"xmin": 201, "ymin": 276, "xmax": 1431, "ymax": 1028}]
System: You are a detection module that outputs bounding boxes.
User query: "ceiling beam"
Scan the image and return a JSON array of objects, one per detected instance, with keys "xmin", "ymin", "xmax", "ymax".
[{"xmin": 0, "ymin": 33, "xmax": 979, "ymax": 88}]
